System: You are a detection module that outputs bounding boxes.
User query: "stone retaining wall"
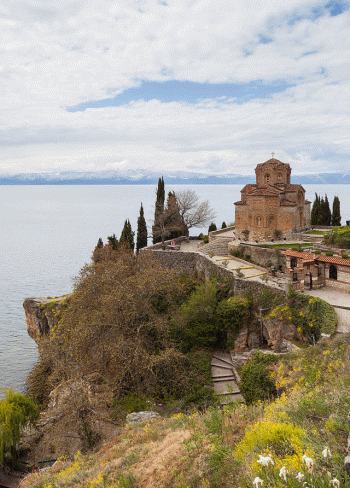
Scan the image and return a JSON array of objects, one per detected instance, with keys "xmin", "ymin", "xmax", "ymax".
[
  {"xmin": 228, "ymin": 242, "xmax": 287, "ymax": 269},
  {"xmin": 143, "ymin": 248, "xmax": 286, "ymax": 298}
]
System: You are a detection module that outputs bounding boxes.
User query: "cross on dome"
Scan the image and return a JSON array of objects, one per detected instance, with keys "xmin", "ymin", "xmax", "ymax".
[{"xmin": 271, "ymin": 152, "xmax": 275, "ymax": 158}]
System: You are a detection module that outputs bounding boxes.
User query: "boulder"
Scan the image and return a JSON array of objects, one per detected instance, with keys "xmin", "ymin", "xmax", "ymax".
[{"xmin": 126, "ymin": 411, "xmax": 162, "ymax": 424}]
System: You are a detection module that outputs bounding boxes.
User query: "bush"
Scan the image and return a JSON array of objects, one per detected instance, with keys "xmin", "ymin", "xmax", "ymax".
[
  {"xmin": 314, "ymin": 249, "xmax": 321, "ymax": 255},
  {"xmin": 325, "ymin": 251, "xmax": 334, "ymax": 256},
  {"xmin": 239, "ymin": 351, "xmax": 278, "ymax": 405},
  {"xmin": 208, "ymin": 222, "xmax": 217, "ymax": 233},
  {"xmin": 342, "ymin": 253, "xmax": 349, "ymax": 259},
  {"xmin": 221, "ymin": 222, "xmax": 227, "ymax": 229},
  {"xmin": 203, "ymin": 235, "xmax": 209, "ymax": 244},
  {"xmin": 0, "ymin": 389, "xmax": 39, "ymax": 464}
]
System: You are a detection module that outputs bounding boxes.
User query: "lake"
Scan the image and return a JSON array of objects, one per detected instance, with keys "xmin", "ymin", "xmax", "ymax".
[{"xmin": 0, "ymin": 184, "xmax": 349, "ymax": 396}]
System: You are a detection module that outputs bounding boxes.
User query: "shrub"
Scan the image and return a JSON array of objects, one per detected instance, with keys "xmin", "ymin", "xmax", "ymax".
[
  {"xmin": 239, "ymin": 351, "xmax": 278, "ymax": 405},
  {"xmin": 273, "ymin": 229, "xmax": 282, "ymax": 239},
  {"xmin": 221, "ymin": 222, "xmax": 227, "ymax": 229},
  {"xmin": 342, "ymin": 253, "xmax": 349, "ymax": 259},
  {"xmin": 0, "ymin": 389, "xmax": 39, "ymax": 464},
  {"xmin": 325, "ymin": 251, "xmax": 334, "ymax": 256},
  {"xmin": 208, "ymin": 222, "xmax": 217, "ymax": 233},
  {"xmin": 203, "ymin": 235, "xmax": 209, "ymax": 244},
  {"xmin": 314, "ymin": 249, "xmax": 321, "ymax": 255}
]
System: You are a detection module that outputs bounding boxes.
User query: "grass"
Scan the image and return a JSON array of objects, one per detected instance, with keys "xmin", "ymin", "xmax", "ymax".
[
  {"xmin": 24, "ymin": 334, "xmax": 350, "ymax": 488},
  {"xmin": 260, "ymin": 243, "xmax": 313, "ymax": 250},
  {"xmin": 303, "ymin": 230, "xmax": 325, "ymax": 235}
]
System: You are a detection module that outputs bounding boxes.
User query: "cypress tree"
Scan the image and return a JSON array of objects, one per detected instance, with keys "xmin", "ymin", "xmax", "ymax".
[
  {"xmin": 208, "ymin": 222, "xmax": 217, "ymax": 233},
  {"xmin": 136, "ymin": 203, "xmax": 148, "ymax": 252},
  {"xmin": 96, "ymin": 237, "xmax": 103, "ymax": 248},
  {"xmin": 311, "ymin": 194, "xmax": 320, "ymax": 225},
  {"xmin": 152, "ymin": 177, "xmax": 165, "ymax": 244},
  {"xmin": 324, "ymin": 195, "xmax": 332, "ymax": 226},
  {"xmin": 166, "ymin": 191, "xmax": 185, "ymax": 239},
  {"xmin": 332, "ymin": 196, "xmax": 341, "ymax": 226},
  {"xmin": 120, "ymin": 219, "xmax": 135, "ymax": 252},
  {"xmin": 221, "ymin": 222, "xmax": 227, "ymax": 229}
]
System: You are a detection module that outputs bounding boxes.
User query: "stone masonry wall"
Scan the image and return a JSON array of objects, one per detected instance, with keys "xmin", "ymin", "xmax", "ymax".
[
  {"xmin": 229, "ymin": 242, "xmax": 287, "ymax": 268},
  {"xmin": 142, "ymin": 248, "xmax": 287, "ymax": 298}
]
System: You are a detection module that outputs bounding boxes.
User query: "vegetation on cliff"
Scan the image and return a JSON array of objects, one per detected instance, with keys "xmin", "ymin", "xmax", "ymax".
[
  {"xmin": 324, "ymin": 226, "xmax": 350, "ymax": 249},
  {"xmin": 24, "ymin": 334, "xmax": 350, "ymax": 488}
]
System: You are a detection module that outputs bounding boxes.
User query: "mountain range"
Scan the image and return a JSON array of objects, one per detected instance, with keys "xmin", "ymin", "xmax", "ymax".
[{"xmin": 1, "ymin": 170, "xmax": 350, "ymax": 185}]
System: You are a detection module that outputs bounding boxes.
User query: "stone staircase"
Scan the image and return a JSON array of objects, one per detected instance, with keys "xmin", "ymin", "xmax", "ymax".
[
  {"xmin": 201, "ymin": 239, "xmax": 230, "ymax": 257},
  {"xmin": 211, "ymin": 352, "xmax": 244, "ymax": 404}
]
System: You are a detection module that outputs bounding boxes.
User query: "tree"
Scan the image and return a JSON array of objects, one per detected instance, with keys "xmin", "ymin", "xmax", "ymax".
[
  {"xmin": 152, "ymin": 177, "xmax": 165, "ymax": 244},
  {"xmin": 136, "ymin": 203, "xmax": 148, "ymax": 252},
  {"xmin": 311, "ymin": 193, "xmax": 320, "ymax": 225},
  {"xmin": 0, "ymin": 389, "xmax": 39, "ymax": 464},
  {"xmin": 107, "ymin": 234, "xmax": 119, "ymax": 251},
  {"xmin": 152, "ymin": 193, "xmax": 185, "ymax": 248},
  {"xmin": 175, "ymin": 189, "xmax": 216, "ymax": 236},
  {"xmin": 221, "ymin": 222, "xmax": 227, "ymax": 229},
  {"xmin": 320, "ymin": 195, "xmax": 331, "ymax": 225},
  {"xmin": 332, "ymin": 196, "xmax": 341, "ymax": 226},
  {"xmin": 208, "ymin": 222, "xmax": 217, "ymax": 233},
  {"xmin": 120, "ymin": 219, "xmax": 135, "ymax": 252}
]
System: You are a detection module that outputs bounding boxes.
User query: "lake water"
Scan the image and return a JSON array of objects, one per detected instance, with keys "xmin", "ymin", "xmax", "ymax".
[{"xmin": 0, "ymin": 184, "xmax": 349, "ymax": 397}]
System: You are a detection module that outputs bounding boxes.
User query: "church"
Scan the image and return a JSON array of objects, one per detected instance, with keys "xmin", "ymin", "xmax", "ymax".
[{"xmin": 234, "ymin": 157, "xmax": 311, "ymax": 241}]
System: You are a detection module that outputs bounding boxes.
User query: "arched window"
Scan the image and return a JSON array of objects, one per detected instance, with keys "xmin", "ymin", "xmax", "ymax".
[
  {"xmin": 256, "ymin": 215, "xmax": 262, "ymax": 227},
  {"xmin": 298, "ymin": 191, "xmax": 304, "ymax": 205},
  {"xmin": 267, "ymin": 215, "xmax": 275, "ymax": 227},
  {"xmin": 329, "ymin": 265, "xmax": 337, "ymax": 280},
  {"xmin": 278, "ymin": 173, "xmax": 282, "ymax": 180},
  {"xmin": 291, "ymin": 257, "xmax": 297, "ymax": 269},
  {"xmin": 265, "ymin": 174, "xmax": 270, "ymax": 184}
]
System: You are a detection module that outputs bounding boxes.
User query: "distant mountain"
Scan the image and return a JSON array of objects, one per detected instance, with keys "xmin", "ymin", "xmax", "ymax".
[{"xmin": 1, "ymin": 170, "xmax": 350, "ymax": 185}]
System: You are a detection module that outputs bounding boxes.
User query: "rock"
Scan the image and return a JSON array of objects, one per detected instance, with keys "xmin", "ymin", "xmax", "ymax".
[
  {"xmin": 21, "ymin": 378, "xmax": 118, "ymax": 463},
  {"xmin": 23, "ymin": 296, "xmax": 69, "ymax": 342},
  {"xmin": 126, "ymin": 411, "xmax": 161, "ymax": 424},
  {"xmin": 262, "ymin": 317, "xmax": 303, "ymax": 351}
]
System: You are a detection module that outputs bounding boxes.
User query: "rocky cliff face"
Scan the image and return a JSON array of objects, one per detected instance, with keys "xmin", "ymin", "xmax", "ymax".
[{"xmin": 23, "ymin": 295, "xmax": 69, "ymax": 343}]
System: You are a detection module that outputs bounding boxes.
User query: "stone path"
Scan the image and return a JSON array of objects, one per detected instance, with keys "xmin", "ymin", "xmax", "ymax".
[{"xmin": 211, "ymin": 352, "xmax": 244, "ymax": 404}]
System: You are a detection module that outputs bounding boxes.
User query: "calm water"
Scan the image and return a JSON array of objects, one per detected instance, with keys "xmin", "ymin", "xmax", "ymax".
[{"xmin": 0, "ymin": 184, "xmax": 348, "ymax": 396}]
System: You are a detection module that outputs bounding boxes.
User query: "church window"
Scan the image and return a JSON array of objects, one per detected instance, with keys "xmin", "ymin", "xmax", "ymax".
[
  {"xmin": 265, "ymin": 174, "xmax": 270, "ymax": 184},
  {"xmin": 256, "ymin": 215, "xmax": 262, "ymax": 227},
  {"xmin": 278, "ymin": 173, "xmax": 282, "ymax": 180}
]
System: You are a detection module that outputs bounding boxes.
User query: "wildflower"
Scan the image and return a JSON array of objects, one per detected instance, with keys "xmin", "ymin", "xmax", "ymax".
[
  {"xmin": 296, "ymin": 472, "xmax": 305, "ymax": 482},
  {"xmin": 253, "ymin": 477, "xmax": 263, "ymax": 487},
  {"xmin": 302, "ymin": 454, "xmax": 313, "ymax": 469},
  {"xmin": 257, "ymin": 454, "xmax": 274, "ymax": 467},
  {"xmin": 330, "ymin": 479, "xmax": 340, "ymax": 488},
  {"xmin": 322, "ymin": 447, "xmax": 331, "ymax": 458},
  {"xmin": 279, "ymin": 466, "xmax": 288, "ymax": 481}
]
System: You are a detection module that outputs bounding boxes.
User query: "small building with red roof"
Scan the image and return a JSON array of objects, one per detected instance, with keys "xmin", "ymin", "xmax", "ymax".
[
  {"xmin": 234, "ymin": 157, "xmax": 311, "ymax": 241},
  {"xmin": 282, "ymin": 249, "xmax": 350, "ymax": 291}
]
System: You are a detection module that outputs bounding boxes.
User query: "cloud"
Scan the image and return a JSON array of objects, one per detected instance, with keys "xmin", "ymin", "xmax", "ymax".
[{"xmin": 0, "ymin": 0, "xmax": 349, "ymax": 175}]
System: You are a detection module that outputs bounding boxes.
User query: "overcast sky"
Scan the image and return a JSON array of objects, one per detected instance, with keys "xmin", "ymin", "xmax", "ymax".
[{"xmin": 0, "ymin": 0, "xmax": 349, "ymax": 176}]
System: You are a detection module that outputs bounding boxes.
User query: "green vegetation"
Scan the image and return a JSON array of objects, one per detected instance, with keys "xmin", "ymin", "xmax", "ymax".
[
  {"xmin": 239, "ymin": 351, "xmax": 279, "ymax": 405},
  {"xmin": 268, "ymin": 289, "xmax": 338, "ymax": 343},
  {"xmin": 120, "ymin": 219, "xmax": 135, "ymax": 252},
  {"xmin": 136, "ymin": 203, "xmax": 148, "ymax": 252},
  {"xmin": 221, "ymin": 221, "xmax": 227, "ymax": 229},
  {"xmin": 208, "ymin": 222, "xmax": 217, "ymax": 233},
  {"xmin": 304, "ymin": 229, "xmax": 325, "ymax": 235},
  {"xmin": 152, "ymin": 176, "xmax": 165, "ymax": 244},
  {"xmin": 324, "ymin": 226, "xmax": 350, "ymax": 249},
  {"xmin": 332, "ymin": 196, "xmax": 341, "ymax": 226},
  {"xmin": 260, "ymin": 242, "xmax": 312, "ymax": 250},
  {"xmin": 0, "ymin": 389, "xmax": 39, "ymax": 465},
  {"xmin": 26, "ymin": 335, "xmax": 350, "ymax": 488}
]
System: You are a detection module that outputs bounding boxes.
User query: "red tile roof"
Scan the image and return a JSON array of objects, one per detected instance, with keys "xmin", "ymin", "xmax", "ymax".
[
  {"xmin": 0, "ymin": 471, "xmax": 21, "ymax": 488},
  {"xmin": 280, "ymin": 199, "xmax": 296, "ymax": 206},
  {"xmin": 282, "ymin": 250, "xmax": 350, "ymax": 266}
]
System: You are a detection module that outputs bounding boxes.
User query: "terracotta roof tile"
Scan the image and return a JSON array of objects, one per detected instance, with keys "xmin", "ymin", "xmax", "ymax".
[
  {"xmin": 280, "ymin": 199, "xmax": 296, "ymax": 206},
  {"xmin": 234, "ymin": 200, "xmax": 246, "ymax": 205},
  {"xmin": 281, "ymin": 250, "xmax": 350, "ymax": 266}
]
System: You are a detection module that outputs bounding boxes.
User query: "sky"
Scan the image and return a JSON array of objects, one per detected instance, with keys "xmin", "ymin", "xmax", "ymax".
[{"xmin": 0, "ymin": 0, "xmax": 349, "ymax": 176}]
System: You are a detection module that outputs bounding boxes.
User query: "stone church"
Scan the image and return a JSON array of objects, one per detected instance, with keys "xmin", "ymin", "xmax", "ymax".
[{"xmin": 234, "ymin": 157, "xmax": 311, "ymax": 241}]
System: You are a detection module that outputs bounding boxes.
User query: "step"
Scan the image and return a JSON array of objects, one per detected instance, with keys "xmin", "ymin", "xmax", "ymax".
[
  {"xmin": 211, "ymin": 360, "xmax": 233, "ymax": 370},
  {"xmin": 214, "ymin": 382, "xmax": 241, "ymax": 395},
  {"xmin": 220, "ymin": 393, "xmax": 245, "ymax": 404},
  {"xmin": 212, "ymin": 352, "xmax": 233, "ymax": 363},
  {"xmin": 212, "ymin": 376, "xmax": 235, "ymax": 383},
  {"xmin": 212, "ymin": 356, "xmax": 233, "ymax": 367}
]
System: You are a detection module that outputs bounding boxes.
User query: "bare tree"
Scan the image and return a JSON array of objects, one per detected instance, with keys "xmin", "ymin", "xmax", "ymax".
[
  {"xmin": 153, "ymin": 189, "xmax": 216, "ymax": 246},
  {"xmin": 175, "ymin": 189, "xmax": 216, "ymax": 235}
]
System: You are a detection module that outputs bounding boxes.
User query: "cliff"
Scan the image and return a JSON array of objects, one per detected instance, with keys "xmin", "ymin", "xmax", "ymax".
[{"xmin": 23, "ymin": 295, "xmax": 69, "ymax": 343}]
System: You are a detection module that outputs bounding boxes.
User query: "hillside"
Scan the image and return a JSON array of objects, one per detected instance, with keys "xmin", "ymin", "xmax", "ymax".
[{"xmin": 22, "ymin": 334, "xmax": 350, "ymax": 488}]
